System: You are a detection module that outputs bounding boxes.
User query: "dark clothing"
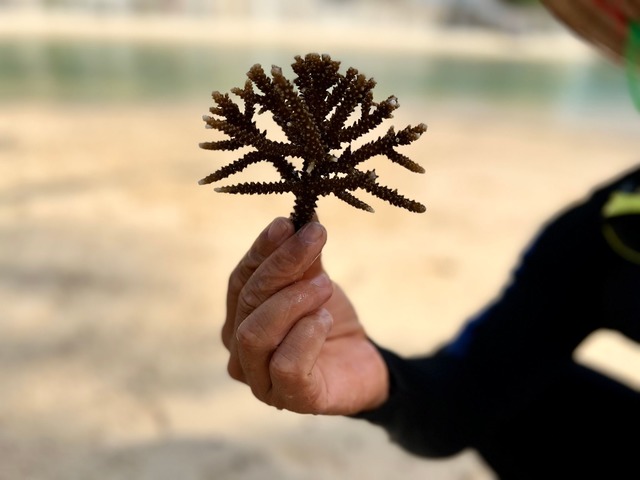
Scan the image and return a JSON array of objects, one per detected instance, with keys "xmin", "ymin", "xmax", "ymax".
[{"xmin": 355, "ymin": 167, "xmax": 640, "ymax": 478}]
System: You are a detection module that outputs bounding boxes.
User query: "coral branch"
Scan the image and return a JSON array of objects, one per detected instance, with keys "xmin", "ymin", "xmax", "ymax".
[
  {"xmin": 333, "ymin": 190, "xmax": 375, "ymax": 213},
  {"xmin": 199, "ymin": 53, "xmax": 428, "ymax": 230},
  {"xmin": 198, "ymin": 151, "xmax": 296, "ymax": 185},
  {"xmin": 214, "ymin": 181, "xmax": 293, "ymax": 195}
]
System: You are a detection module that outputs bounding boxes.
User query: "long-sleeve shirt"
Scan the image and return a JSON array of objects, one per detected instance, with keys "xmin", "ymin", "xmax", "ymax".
[{"xmin": 354, "ymin": 166, "xmax": 640, "ymax": 478}]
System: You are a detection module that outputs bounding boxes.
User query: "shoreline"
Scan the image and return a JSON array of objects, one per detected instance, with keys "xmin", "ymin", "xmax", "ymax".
[{"xmin": 0, "ymin": 10, "xmax": 595, "ymax": 63}]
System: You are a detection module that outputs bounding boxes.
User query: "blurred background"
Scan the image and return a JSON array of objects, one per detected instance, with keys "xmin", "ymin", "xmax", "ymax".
[{"xmin": 1, "ymin": 1, "xmax": 640, "ymax": 479}]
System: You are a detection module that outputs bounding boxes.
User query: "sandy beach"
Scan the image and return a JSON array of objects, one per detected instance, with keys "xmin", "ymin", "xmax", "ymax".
[{"xmin": 2, "ymin": 12, "xmax": 640, "ymax": 480}]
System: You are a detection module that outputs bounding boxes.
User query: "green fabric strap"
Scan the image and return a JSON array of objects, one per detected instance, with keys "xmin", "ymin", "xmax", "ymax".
[
  {"xmin": 603, "ymin": 224, "xmax": 640, "ymax": 265},
  {"xmin": 602, "ymin": 191, "xmax": 640, "ymax": 218},
  {"xmin": 626, "ymin": 22, "xmax": 640, "ymax": 112},
  {"xmin": 602, "ymin": 190, "xmax": 640, "ymax": 265}
]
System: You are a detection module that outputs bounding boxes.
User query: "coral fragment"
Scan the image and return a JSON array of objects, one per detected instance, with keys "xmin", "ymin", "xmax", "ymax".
[{"xmin": 199, "ymin": 53, "xmax": 428, "ymax": 230}]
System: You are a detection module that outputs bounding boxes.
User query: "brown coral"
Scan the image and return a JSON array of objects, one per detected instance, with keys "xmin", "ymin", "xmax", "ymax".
[{"xmin": 199, "ymin": 53, "xmax": 427, "ymax": 231}]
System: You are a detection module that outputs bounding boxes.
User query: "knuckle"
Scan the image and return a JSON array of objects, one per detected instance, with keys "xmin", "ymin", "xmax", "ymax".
[
  {"xmin": 244, "ymin": 245, "xmax": 265, "ymax": 269},
  {"xmin": 236, "ymin": 278, "xmax": 268, "ymax": 320},
  {"xmin": 220, "ymin": 323, "xmax": 232, "ymax": 350},
  {"xmin": 270, "ymin": 350, "xmax": 303, "ymax": 382},
  {"xmin": 270, "ymin": 249, "xmax": 301, "ymax": 276},
  {"xmin": 227, "ymin": 270, "xmax": 245, "ymax": 298},
  {"xmin": 267, "ymin": 371, "xmax": 326, "ymax": 413},
  {"xmin": 227, "ymin": 358, "xmax": 245, "ymax": 382},
  {"xmin": 248, "ymin": 383, "xmax": 270, "ymax": 404},
  {"xmin": 237, "ymin": 284, "xmax": 261, "ymax": 315},
  {"xmin": 228, "ymin": 248, "xmax": 264, "ymax": 293},
  {"xmin": 267, "ymin": 395, "xmax": 291, "ymax": 411},
  {"xmin": 235, "ymin": 318, "xmax": 267, "ymax": 351},
  {"xmin": 249, "ymin": 274, "xmax": 272, "ymax": 302},
  {"xmin": 234, "ymin": 247, "xmax": 307, "ymax": 320},
  {"xmin": 236, "ymin": 267, "xmax": 289, "ymax": 319}
]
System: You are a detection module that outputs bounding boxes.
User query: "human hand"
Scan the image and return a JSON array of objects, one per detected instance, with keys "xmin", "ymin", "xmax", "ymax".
[{"xmin": 221, "ymin": 217, "xmax": 389, "ymax": 415}]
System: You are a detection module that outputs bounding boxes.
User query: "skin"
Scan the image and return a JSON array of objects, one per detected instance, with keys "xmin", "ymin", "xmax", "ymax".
[{"xmin": 221, "ymin": 217, "xmax": 389, "ymax": 415}]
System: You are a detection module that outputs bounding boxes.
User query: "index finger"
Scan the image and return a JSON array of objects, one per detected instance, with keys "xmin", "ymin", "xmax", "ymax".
[
  {"xmin": 233, "ymin": 221, "xmax": 327, "ymax": 330},
  {"xmin": 222, "ymin": 217, "xmax": 294, "ymax": 349}
]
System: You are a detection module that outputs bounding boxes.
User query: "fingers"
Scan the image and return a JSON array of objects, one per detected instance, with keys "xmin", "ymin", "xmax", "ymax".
[
  {"xmin": 233, "ymin": 221, "xmax": 327, "ymax": 328},
  {"xmin": 223, "ymin": 219, "xmax": 330, "ymax": 397},
  {"xmin": 222, "ymin": 217, "xmax": 294, "ymax": 349},
  {"xmin": 268, "ymin": 308, "xmax": 333, "ymax": 412},
  {"xmin": 235, "ymin": 274, "xmax": 333, "ymax": 401}
]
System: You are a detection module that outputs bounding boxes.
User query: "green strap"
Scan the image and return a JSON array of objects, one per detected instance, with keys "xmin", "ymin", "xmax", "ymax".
[
  {"xmin": 626, "ymin": 22, "xmax": 640, "ymax": 111},
  {"xmin": 602, "ymin": 190, "xmax": 640, "ymax": 265},
  {"xmin": 603, "ymin": 224, "xmax": 640, "ymax": 265},
  {"xmin": 602, "ymin": 191, "xmax": 640, "ymax": 218}
]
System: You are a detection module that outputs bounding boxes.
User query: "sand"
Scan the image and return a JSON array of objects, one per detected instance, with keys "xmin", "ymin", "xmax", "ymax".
[{"xmin": 2, "ymin": 15, "xmax": 640, "ymax": 478}]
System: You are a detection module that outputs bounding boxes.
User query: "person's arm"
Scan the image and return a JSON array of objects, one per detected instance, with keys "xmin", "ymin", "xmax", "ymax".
[
  {"xmin": 355, "ymin": 167, "xmax": 640, "ymax": 457},
  {"xmin": 221, "ymin": 165, "xmax": 639, "ymax": 458},
  {"xmin": 221, "ymin": 216, "xmax": 474, "ymax": 457}
]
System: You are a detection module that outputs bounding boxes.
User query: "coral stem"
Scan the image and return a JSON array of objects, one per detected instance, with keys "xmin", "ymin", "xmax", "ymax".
[{"xmin": 291, "ymin": 190, "xmax": 319, "ymax": 231}]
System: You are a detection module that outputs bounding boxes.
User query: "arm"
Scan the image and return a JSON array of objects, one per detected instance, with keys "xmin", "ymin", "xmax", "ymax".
[
  {"xmin": 357, "ymin": 167, "xmax": 640, "ymax": 457},
  {"xmin": 220, "ymin": 165, "xmax": 639, "ymax": 458},
  {"xmin": 220, "ymin": 216, "xmax": 494, "ymax": 457}
]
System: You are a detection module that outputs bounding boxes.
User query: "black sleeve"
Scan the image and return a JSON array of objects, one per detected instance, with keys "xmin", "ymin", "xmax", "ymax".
[
  {"xmin": 352, "ymin": 166, "xmax": 640, "ymax": 458},
  {"xmin": 352, "ymin": 345, "xmax": 477, "ymax": 457}
]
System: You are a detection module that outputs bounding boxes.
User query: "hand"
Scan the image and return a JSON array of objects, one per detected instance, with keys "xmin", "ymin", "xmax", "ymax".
[{"xmin": 221, "ymin": 217, "xmax": 389, "ymax": 415}]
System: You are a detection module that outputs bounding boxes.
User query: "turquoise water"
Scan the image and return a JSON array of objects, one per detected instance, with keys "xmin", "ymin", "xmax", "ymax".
[{"xmin": 1, "ymin": 39, "xmax": 638, "ymax": 123}]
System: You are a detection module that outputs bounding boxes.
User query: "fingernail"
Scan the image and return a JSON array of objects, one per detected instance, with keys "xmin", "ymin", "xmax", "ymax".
[
  {"xmin": 311, "ymin": 273, "xmax": 330, "ymax": 288},
  {"xmin": 317, "ymin": 308, "xmax": 333, "ymax": 329},
  {"xmin": 298, "ymin": 222, "xmax": 323, "ymax": 244},
  {"xmin": 268, "ymin": 217, "xmax": 290, "ymax": 243}
]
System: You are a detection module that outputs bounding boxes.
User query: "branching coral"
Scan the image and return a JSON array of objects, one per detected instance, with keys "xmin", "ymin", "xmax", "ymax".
[{"xmin": 199, "ymin": 53, "xmax": 427, "ymax": 231}]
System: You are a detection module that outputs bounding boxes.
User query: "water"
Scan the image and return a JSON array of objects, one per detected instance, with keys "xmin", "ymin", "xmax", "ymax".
[{"xmin": 1, "ymin": 39, "xmax": 638, "ymax": 126}]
